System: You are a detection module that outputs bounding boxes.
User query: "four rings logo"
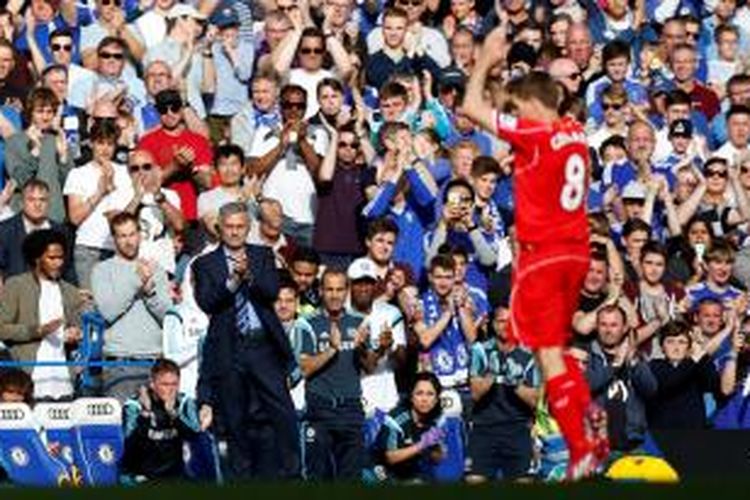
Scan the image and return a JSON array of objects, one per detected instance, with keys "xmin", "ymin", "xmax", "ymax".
[
  {"xmin": 0, "ymin": 408, "xmax": 25, "ymax": 420},
  {"xmin": 48, "ymin": 407, "xmax": 70, "ymax": 420},
  {"xmin": 87, "ymin": 403, "xmax": 115, "ymax": 417}
]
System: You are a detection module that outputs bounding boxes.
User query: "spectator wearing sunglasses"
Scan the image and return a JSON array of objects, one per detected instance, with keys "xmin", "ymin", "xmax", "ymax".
[
  {"xmin": 123, "ymin": 148, "xmax": 184, "ymax": 275},
  {"xmin": 27, "ymin": 28, "xmax": 97, "ymax": 112},
  {"xmin": 137, "ymin": 89, "xmax": 214, "ymax": 235},
  {"xmin": 143, "ymin": 4, "xmax": 212, "ymax": 120},
  {"xmin": 247, "ymin": 84, "xmax": 327, "ymax": 247},
  {"xmin": 92, "ymin": 36, "xmax": 147, "ymax": 110},
  {"xmin": 80, "ymin": 0, "xmax": 145, "ymax": 69}
]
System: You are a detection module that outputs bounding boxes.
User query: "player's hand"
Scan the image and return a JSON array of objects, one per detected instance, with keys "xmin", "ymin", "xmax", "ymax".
[
  {"xmin": 199, "ymin": 404, "xmax": 213, "ymax": 431},
  {"xmin": 378, "ymin": 323, "xmax": 394, "ymax": 352}
]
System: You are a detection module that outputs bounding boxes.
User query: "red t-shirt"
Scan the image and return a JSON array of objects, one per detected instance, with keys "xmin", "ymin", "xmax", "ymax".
[
  {"xmin": 137, "ymin": 127, "xmax": 214, "ymax": 221},
  {"xmin": 494, "ymin": 112, "xmax": 590, "ymax": 245}
]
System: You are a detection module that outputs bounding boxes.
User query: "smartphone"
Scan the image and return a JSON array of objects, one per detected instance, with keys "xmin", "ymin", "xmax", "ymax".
[{"xmin": 694, "ymin": 242, "xmax": 706, "ymax": 261}]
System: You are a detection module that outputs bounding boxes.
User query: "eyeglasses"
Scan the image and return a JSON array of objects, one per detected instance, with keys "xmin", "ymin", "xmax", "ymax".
[
  {"xmin": 300, "ymin": 47, "xmax": 324, "ymax": 55},
  {"xmin": 156, "ymin": 102, "xmax": 183, "ymax": 114},
  {"xmin": 51, "ymin": 43, "xmax": 73, "ymax": 52},
  {"xmin": 129, "ymin": 163, "xmax": 153, "ymax": 173},
  {"xmin": 602, "ymin": 102, "xmax": 624, "ymax": 111},
  {"xmin": 101, "ymin": 0, "xmax": 122, "ymax": 6},
  {"xmin": 281, "ymin": 100, "xmax": 305, "ymax": 110},
  {"xmin": 338, "ymin": 140, "xmax": 359, "ymax": 149},
  {"xmin": 705, "ymin": 169, "xmax": 728, "ymax": 178},
  {"xmin": 99, "ymin": 51, "xmax": 124, "ymax": 60}
]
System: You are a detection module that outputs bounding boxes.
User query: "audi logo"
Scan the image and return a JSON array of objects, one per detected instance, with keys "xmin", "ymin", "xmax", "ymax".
[
  {"xmin": 47, "ymin": 408, "xmax": 70, "ymax": 420},
  {"xmin": 0, "ymin": 409, "xmax": 25, "ymax": 420},
  {"xmin": 87, "ymin": 403, "xmax": 115, "ymax": 417}
]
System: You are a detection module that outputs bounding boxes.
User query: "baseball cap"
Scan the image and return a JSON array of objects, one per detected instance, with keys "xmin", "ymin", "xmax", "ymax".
[
  {"xmin": 347, "ymin": 257, "xmax": 378, "ymax": 282},
  {"xmin": 439, "ymin": 66, "xmax": 467, "ymax": 90},
  {"xmin": 167, "ymin": 4, "xmax": 207, "ymax": 20},
  {"xmin": 212, "ymin": 6, "xmax": 240, "ymax": 29},
  {"xmin": 669, "ymin": 119, "xmax": 693, "ymax": 139},
  {"xmin": 621, "ymin": 181, "xmax": 647, "ymax": 201}
]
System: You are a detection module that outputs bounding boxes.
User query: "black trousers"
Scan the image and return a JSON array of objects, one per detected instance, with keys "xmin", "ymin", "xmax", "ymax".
[
  {"xmin": 219, "ymin": 338, "xmax": 300, "ymax": 480},
  {"xmin": 304, "ymin": 397, "xmax": 364, "ymax": 481}
]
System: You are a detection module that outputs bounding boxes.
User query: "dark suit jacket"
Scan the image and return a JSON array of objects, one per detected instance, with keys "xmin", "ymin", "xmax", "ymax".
[
  {"xmin": 0, "ymin": 214, "xmax": 75, "ymax": 282},
  {"xmin": 193, "ymin": 243, "xmax": 292, "ymax": 406}
]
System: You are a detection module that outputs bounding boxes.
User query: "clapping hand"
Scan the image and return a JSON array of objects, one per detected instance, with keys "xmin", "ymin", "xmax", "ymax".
[
  {"xmin": 136, "ymin": 258, "xmax": 156, "ymax": 294},
  {"xmin": 378, "ymin": 322, "xmax": 394, "ymax": 352},
  {"xmin": 417, "ymin": 426, "xmax": 445, "ymax": 451}
]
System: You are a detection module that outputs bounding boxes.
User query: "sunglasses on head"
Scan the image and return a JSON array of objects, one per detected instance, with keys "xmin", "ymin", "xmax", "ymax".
[
  {"xmin": 99, "ymin": 51, "xmax": 124, "ymax": 60},
  {"xmin": 602, "ymin": 102, "xmax": 624, "ymax": 111},
  {"xmin": 300, "ymin": 47, "xmax": 324, "ymax": 55},
  {"xmin": 705, "ymin": 169, "xmax": 728, "ymax": 178},
  {"xmin": 282, "ymin": 100, "xmax": 305, "ymax": 110},
  {"xmin": 51, "ymin": 43, "xmax": 73, "ymax": 52},
  {"xmin": 156, "ymin": 102, "xmax": 183, "ymax": 114},
  {"xmin": 129, "ymin": 163, "xmax": 153, "ymax": 173}
]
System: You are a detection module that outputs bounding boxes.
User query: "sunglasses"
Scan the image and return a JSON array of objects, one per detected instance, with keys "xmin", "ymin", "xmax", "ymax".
[
  {"xmin": 705, "ymin": 169, "xmax": 728, "ymax": 178},
  {"xmin": 565, "ymin": 71, "xmax": 582, "ymax": 80},
  {"xmin": 300, "ymin": 47, "xmax": 324, "ymax": 55},
  {"xmin": 278, "ymin": 5, "xmax": 297, "ymax": 12},
  {"xmin": 129, "ymin": 163, "xmax": 153, "ymax": 173},
  {"xmin": 156, "ymin": 102, "xmax": 183, "ymax": 114},
  {"xmin": 99, "ymin": 51, "xmax": 124, "ymax": 60},
  {"xmin": 282, "ymin": 101, "xmax": 305, "ymax": 110},
  {"xmin": 51, "ymin": 43, "xmax": 73, "ymax": 52},
  {"xmin": 338, "ymin": 140, "xmax": 359, "ymax": 149},
  {"xmin": 398, "ymin": 0, "xmax": 422, "ymax": 6},
  {"xmin": 101, "ymin": 0, "xmax": 122, "ymax": 5},
  {"xmin": 741, "ymin": 166, "xmax": 750, "ymax": 174},
  {"xmin": 602, "ymin": 102, "xmax": 624, "ymax": 111}
]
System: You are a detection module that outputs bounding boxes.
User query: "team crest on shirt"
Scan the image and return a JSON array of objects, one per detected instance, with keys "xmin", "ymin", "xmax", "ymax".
[
  {"xmin": 456, "ymin": 344, "xmax": 468, "ymax": 368},
  {"xmin": 10, "ymin": 447, "xmax": 28, "ymax": 467},
  {"xmin": 435, "ymin": 349, "xmax": 454, "ymax": 372}
]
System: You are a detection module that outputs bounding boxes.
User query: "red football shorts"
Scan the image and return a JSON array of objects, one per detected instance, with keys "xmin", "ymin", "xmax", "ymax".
[{"xmin": 509, "ymin": 241, "xmax": 590, "ymax": 350}]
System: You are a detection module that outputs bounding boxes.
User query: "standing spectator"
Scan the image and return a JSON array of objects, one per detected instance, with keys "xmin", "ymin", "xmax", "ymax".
[
  {"xmin": 714, "ymin": 105, "xmax": 750, "ymax": 162},
  {"xmin": 587, "ymin": 305, "xmax": 658, "ymax": 453},
  {"xmin": 466, "ymin": 304, "xmax": 539, "ymax": 482},
  {"xmin": 197, "ymin": 144, "xmax": 249, "ymax": 242},
  {"xmin": 133, "ymin": 0, "xmax": 177, "ymax": 50},
  {"xmin": 313, "ymin": 122, "xmax": 366, "ymax": 267},
  {"xmin": 79, "ymin": 0, "xmax": 145, "ymax": 68},
  {"xmin": 647, "ymin": 320, "xmax": 724, "ymax": 429},
  {"xmin": 193, "ymin": 202, "xmax": 299, "ymax": 479},
  {"xmin": 0, "ymin": 229, "xmax": 83, "ymax": 400},
  {"xmin": 300, "ymin": 267, "xmax": 377, "ymax": 480},
  {"xmin": 0, "ymin": 179, "xmax": 73, "ymax": 285},
  {"xmin": 247, "ymin": 84, "xmax": 326, "ymax": 247},
  {"xmin": 5, "ymin": 87, "xmax": 72, "ymax": 223},
  {"xmin": 91, "ymin": 212, "xmax": 171, "ymax": 402},
  {"xmin": 64, "ymin": 119, "xmax": 134, "ymax": 289},
  {"xmin": 231, "ymin": 72, "xmax": 281, "ymax": 159},
  {"xmin": 670, "ymin": 43, "xmax": 721, "ymax": 121},
  {"xmin": 247, "ymin": 198, "xmax": 297, "ymax": 269},
  {"xmin": 91, "ymin": 36, "xmax": 147, "ymax": 109},
  {"xmin": 137, "ymin": 89, "xmax": 214, "ymax": 242},
  {"xmin": 123, "ymin": 148, "xmax": 185, "ymax": 275}
]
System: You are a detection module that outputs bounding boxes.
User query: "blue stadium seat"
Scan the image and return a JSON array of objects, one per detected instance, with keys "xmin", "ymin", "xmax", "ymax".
[{"xmin": 69, "ymin": 398, "xmax": 123, "ymax": 486}]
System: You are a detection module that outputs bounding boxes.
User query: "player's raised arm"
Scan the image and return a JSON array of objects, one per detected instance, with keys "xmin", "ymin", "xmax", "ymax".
[{"xmin": 461, "ymin": 21, "xmax": 507, "ymax": 133}]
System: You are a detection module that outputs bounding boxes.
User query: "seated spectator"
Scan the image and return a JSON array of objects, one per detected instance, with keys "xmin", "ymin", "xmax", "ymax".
[
  {"xmin": 372, "ymin": 371, "xmax": 447, "ymax": 482},
  {"xmin": 121, "ymin": 359, "xmax": 212, "ymax": 481},
  {"xmin": 0, "ymin": 229, "xmax": 83, "ymax": 400}
]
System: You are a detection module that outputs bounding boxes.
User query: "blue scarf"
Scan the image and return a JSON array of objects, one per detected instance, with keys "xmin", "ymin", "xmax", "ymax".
[{"xmin": 421, "ymin": 289, "xmax": 469, "ymax": 387}]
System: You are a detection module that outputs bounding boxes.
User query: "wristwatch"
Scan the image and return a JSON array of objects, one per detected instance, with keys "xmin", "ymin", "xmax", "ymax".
[{"xmin": 154, "ymin": 192, "xmax": 166, "ymax": 205}]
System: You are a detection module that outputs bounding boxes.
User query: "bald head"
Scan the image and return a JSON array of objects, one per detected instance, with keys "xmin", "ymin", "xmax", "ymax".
[
  {"xmin": 549, "ymin": 57, "xmax": 582, "ymax": 94},
  {"xmin": 566, "ymin": 23, "xmax": 593, "ymax": 69}
]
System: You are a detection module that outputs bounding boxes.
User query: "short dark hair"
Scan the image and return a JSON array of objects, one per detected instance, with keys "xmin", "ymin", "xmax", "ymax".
[
  {"xmin": 22, "ymin": 229, "xmax": 68, "ymax": 266},
  {"xmin": 215, "ymin": 143, "xmax": 245, "ymax": 166},
  {"xmin": 0, "ymin": 369, "xmax": 33, "ymax": 404},
  {"xmin": 367, "ymin": 217, "xmax": 399, "ymax": 240},
  {"xmin": 429, "ymin": 254, "xmax": 455, "ymax": 273},
  {"xmin": 505, "ymin": 71, "xmax": 560, "ymax": 113},
  {"xmin": 97, "ymin": 36, "xmax": 127, "ymax": 55},
  {"xmin": 622, "ymin": 218, "xmax": 651, "ymax": 238},
  {"xmin": 89, "ymin": 118, "xmax": 120, "ymax": 144},
  {"xmin": 316, "ymin": 77, "xmax": 343, "ymax": 98},
  {"xmin": 443, "ymin": 178, "xmax": 475, "ymax": 203},
  {"xmin": 278, "ymin": 271, "xmax": 299, "ymax": 295},
  {"xmin": 471, "ymin": 156, "xmax": 501, "ymax": 178},
  {"xmin": 602, "ymin": 39, "xmax": 631, "ymax": 65},
  {"xmin": 665, "ymin": 89, "xmax": 692, "ymax": 108},
  {"xmin": 150, "ymin": 358, "xmax": 180, "ymax": 379},
  {"xmin": 109, "ymin": 211, "xmax": 140, "ymax": 236},
  {"xmin": 291, "ymin": 246, "xmax": 321, "ymax": 267},
  {"xmin": 22, "ymin": 178, "xmax": 50, "ymax": 194},
  {"xmin": 280, "ymin": 83, "xmax": 307, "ymax": 103},
  {"xmin": 727, "ymin": 104, "xmax": 750, "ymax": 121},
  {"xmin": 640, "ymin": 241, "xmax": 668, "ymax": 262},
  {"xmin": 49, "ymin": 28, "xmax": 74, "ymax": 44},
  {"xmin": 658, "ymin": 320, "xmax": 692, "ymax": 347}
]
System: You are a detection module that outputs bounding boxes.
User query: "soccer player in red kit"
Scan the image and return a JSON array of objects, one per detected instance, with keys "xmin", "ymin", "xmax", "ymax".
[{"xmin": 461, "ymin": 20, "xmax": 608, "ymax": 479}]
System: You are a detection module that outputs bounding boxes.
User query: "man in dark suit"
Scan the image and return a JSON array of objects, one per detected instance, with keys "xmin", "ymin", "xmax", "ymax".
[
  {"xmin": 193, "ymin": 201, "xmax": 299, "ymax": 479},
  {"xmin": 0, "ymin": 179, "xmax": 74, "ymax": 287}
]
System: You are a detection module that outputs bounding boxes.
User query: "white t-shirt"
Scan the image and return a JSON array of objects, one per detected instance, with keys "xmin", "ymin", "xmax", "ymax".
[
  {"xmin": 138, "ymin": 189, "xmax": 181, "ymax": 274},
  {"xmin": 33, "ymin": 279, "xmax": 73, "ymax": 399},
  {"xmin": 63, "ymin": 162, "xmax": 134, "ymax": 249},
  {"xmin": 249, "ymin": 124, "xmax": 328, "ymax": 225},
  {"xmin": 135, "ymin": 10, "xmax": 168, "ymax": 49},
  {"xmin": 197, "ymin": 186, "xmax": 241, "ymax": 219},
  {"xmin": 359, "ymin": 301, "xmax": 406, "ymax": 415}
]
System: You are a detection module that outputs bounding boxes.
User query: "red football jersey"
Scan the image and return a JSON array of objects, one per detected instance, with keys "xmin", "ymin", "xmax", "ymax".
[{"xmin": 494, "ymin": 112, "xmax": 590, "ymax": 245}]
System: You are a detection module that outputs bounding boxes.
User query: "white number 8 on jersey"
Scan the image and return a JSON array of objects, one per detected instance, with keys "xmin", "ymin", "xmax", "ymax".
[{"xmin": 560, "ymin": 153, "xmax": 586, "ymax": 212}]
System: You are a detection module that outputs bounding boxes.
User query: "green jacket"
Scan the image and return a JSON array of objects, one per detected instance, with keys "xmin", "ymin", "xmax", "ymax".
[{"xmin": 0, "ymin": 272, "xmax": 84, "ymax": 373}]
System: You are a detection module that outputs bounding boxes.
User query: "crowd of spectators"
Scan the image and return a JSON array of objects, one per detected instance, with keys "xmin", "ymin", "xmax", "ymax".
[{"xmin": 0, "ymin": 0, "xmax": 749, "ymax": 484}]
